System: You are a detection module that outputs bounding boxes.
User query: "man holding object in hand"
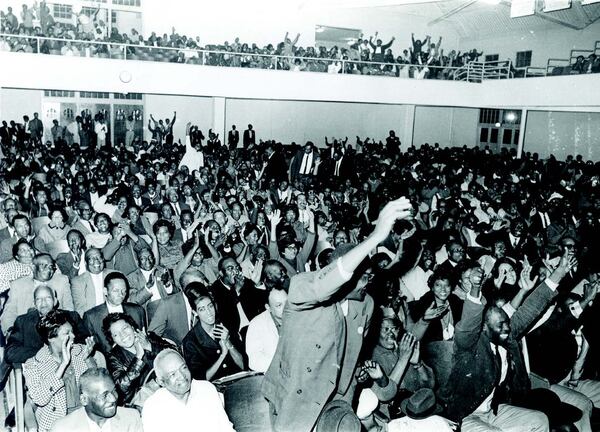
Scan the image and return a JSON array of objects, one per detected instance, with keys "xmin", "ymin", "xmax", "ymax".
[{"xmin": 262, "ymin": 197, "xmax": 413, "ymax": 432}]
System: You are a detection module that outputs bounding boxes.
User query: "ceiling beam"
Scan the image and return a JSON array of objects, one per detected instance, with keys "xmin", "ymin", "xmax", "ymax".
[
  {"xmin": 428, "ymin": 0, "xmax": 478, "ymax": 25},
  {"xmin": 498, "ymin": 0, "xmax": 584, "ymax": 30}
]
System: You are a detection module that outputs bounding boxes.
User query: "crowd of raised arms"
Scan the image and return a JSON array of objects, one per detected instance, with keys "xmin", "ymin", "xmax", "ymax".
[
  {"xmin": 0, "ymin": 108, "xmax": 600, "ymax": 432},
  {"xmin": 0, "ymin": 3, "xmax": 493, "ymax": 79}
]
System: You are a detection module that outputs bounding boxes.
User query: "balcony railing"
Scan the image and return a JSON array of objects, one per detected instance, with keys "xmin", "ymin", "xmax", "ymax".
[{"xmin": 0, "ymin": 33, "xmax": 506, "ymax": 82}]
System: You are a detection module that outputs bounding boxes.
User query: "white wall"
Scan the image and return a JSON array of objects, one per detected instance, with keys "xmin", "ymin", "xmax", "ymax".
[
  {"xmin": 459, "ymin": 21, "xmax": 600, "ymax": 69},
  {"xmin": 413, "ymin": 106, "xmax": 452, "ymax": 146},
  {"xmin": 450, "ymin": 107, "xmax": 479, "ymax": 148},
  {"xmin": 3, "ymin": 52, "xmax": 599, "ymax": 109},
  {"xmin": 225, "ymin": 99, "xmax": 407, "ymax": 146},
  {"xmin": 0, "ymin": 88, "xmax": 42, "ymax": 123},
  {"xmin": 143, "ymin": 94, "xmax": 213, "ymax": 143},
  {"xmin": 524, "ymin": 110, "xmax": 600, "ymax": 160}
]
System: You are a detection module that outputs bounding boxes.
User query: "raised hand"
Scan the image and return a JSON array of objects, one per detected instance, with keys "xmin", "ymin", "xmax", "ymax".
[
  {"xmin": 61, "ymin": 334, "xmax": 74, "ymax": 367},
  {"xmin": 363, "ymin": 360, "xmax": 384, "ymax": 380},
  {"xmin": 270, "ymin": 209, "xmax": 282, "ymax": 227},
  {"xmin": 518, "ymin": 256, "xmax": 538, "ymax": 291},
  {"xmin": 372, "ymin": 197, "xmax": 413, "ymax": 243},
  {"xmin": 83, "ymin": 336, "xmax": 95, "ymax": 359},
  {"xmin": 397, "ymin": 332, "xmax": 416, "ymax": 362}
]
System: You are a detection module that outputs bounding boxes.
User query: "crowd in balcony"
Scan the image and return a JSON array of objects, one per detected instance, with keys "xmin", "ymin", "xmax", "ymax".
[
  {"xmin": 0, "ymin": 107, "xmax": 600, "ymax": 432},
  {"xmin": 0, "ymin": 2, "xmax": 493, "ymax": 79}
]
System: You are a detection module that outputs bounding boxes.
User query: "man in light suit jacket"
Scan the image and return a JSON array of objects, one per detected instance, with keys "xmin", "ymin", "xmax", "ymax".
[
  {"xmin": 72, "ymin": 248, "xmax": 113, "ymax": 317},
  {"xmin": 51, "ymin": 367, "xmax": 143, "ymax": 432},
  {"xmin": 1, "ymin": 253, "xmax": 73, "ymax": 335},
  {"xmin": 262, "ymin": 198, "xmax": 412, "ymax": 432},
  {"xmin": 83, "ymin": 272, "xmax": 146, "ymax": 353},
  {"xmin": 56, "ymin": 229, "xmax": 86, "ymax": 281},
  {"xmin": 147, "ymin": 291, "xmax": 191, "ymax": 346},
  {"xmin": 127, "ymin": 247, "xmax": 177, "ymax": 321},
  {"xmin": 228, "ymin": 125, "xmax": 239, "ymax": 152}
]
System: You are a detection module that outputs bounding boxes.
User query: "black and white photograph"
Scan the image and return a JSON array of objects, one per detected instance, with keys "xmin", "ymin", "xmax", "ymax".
[{"xmin": 0, "ymin": 0, "xmax": 600, "ymax": 431}]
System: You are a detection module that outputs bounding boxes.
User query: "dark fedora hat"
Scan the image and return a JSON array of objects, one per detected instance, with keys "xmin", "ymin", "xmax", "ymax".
[
  {"xmin": 521, "ymin": 388, "xmax": 582, "ymax": 426},
  {"xmin": 400, "ymin": 389, "xmax": 442, "ymax": 420},
  {"xmin": 315, "ymin": 399, "xmax": 361, "ymax": 432}
]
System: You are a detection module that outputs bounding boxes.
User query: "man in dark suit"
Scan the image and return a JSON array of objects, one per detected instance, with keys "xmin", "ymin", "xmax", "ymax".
[
  {"xmin": 83, "ymin": 272, "xmax": 146, "ymax": 353},
  {"xmin": 262, "ymin": 143, "xmax": 287, "ymax": 187},
  {"xmin": 210, "ymin": 257, "xmax": 267, "ymax": 334},
  {"xmin": 476, "ymin": 218, "xmax": 529, "ymax": 261},
  {"xmin": 527, "ymin": 287, "xmax": 598, "ymax": 432},
  {"xmin": 131, "ymin": 184, "xmax": 151, "ymax": 211},
  {"xmin": 227, "ymin": 125, "xmax": 240, "ymax": 152},
  {"xmin": 28, "ymin": 112, "xmax": 44, "ymax": 142},
  {"xmin": 5, "ymin": 285, "xmax": 88, "ymax": 366},
  {"xmin": 289, "ymin": 142, "xmax": 317, "ymax": 184},
  {"xmin": 0, "ymin": 120, "xmax": 11, "ymax": 145},
  {"xmin": 320, "ymin": 150, "xmax": 352, "ymax": 186},
  {"xmin": 443, "ymin": 252, "xmax": 575, "ymax": 429},
  {"xmin": 243, "ymin": 124, "xmax": 255, "ymax": 149}
]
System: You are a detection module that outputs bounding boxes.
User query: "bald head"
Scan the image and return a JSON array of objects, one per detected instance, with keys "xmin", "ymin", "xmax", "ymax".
[{"xmin": 483, "ymin": 306, "xmax": 510, "ymax": 345}]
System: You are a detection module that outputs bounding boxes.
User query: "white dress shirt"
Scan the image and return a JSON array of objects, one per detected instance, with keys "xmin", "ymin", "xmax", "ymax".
[
  {"xmin": 245, "ymin": 310, "xmax": 280, "ymax": 373},
  {"xmin": 90, "ymin": 272, "xmax": 105, "ymax": 307},
  {"xmin": 142, "ymin": 380, "xmax": 234, "ymax": 432}
]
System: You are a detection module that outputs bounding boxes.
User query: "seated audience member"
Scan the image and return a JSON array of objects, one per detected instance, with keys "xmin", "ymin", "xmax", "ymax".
[
  {"xmin": 482, "ymin": 258, "xmax": 521, "ymax": 305},
  {"xmin": 56, "ymin": 229, "xmax": 87, "ymax": 281},
  {"xmin": 386, "ymin": 389, "xmax": 455, "ymax": 432},
  {"xmin": 152, "ymin": 218, "xmax": 184, "ymax": 270},
  {"xmin": 0, "ymin": 238, "xmax": 35, "ymax": 294},
  {"xmin": 210, "ymin": 256, "xmax": 267, "ymax": 332},
  {"xmin": 1, "ymin": 253, "xmax": 74, "ymax": 335},
  {"xmin": 182, "ymin": 282, "xmax": 245, "ymax": 381},
  {"xmin": 37, "ymin": 207, "xmax": 71, "ymax": 246},
  {"xmin": 527, "ymin": 284, "xmax": 600, "ymax": 432},
  {"xmin": 443, "ymin": 252, "xmax": 575, "ymax": 430},
  {"xmin": 127, "ymin": 247, "xmax": 177, "ymax": 319},
  {"xmin": 103, "ymin": 312, "xmax": 175, "ymax": 405},
  {"xmin": 83, "ymin": 272, "xmax": 146, "ymax": 353},
  {"xmin": 86, "ymin": 212, "xmax": 112, "ymax": 249},
  {"xmin": 6, "ymin": 284, "xmax": 89, "ymax": 366},
  {"xmin": 268, "ymin": 208, "xmax": 316, "ymax": 275},
  {"xmin": 23, "ymin": 310, "xmax": 97, "ymax": 432},
  {"xmin": 240, "ymin": 243, "xmax": 268, "ymax": 285},
  {"xmin": 0, "ymin": 214, "xmax": 44, "ymax": 263},
  {"xmin": 369, "ymin": 317, "xmax": 434, "ymax": 417},
  {"xmin": 245, "ymin": 286, "xmax": 288, "ymax": 372},
  {"xmin": 409, "ymin": 268, "xmax": 463, "ymax": 343},
  {"xmin": 102, "ymin": 222, "xmax": 149, "ymax": 276},
  {"xmin": 50, "ymin": 368, "xmax": 143, "ymax": 432},
  {"xmin": 175, "ymin": 233, "xmax": 219, "ymax": 287},
  {"xmin": 142, "ymin": 349, "xmax": 235, "ymax": 432},
  {"xmin": 72, "ymin": 200, "xmax": 97, "ymax": 236},
  {"xmin": 72, "ymin": 247, "xmax": 112, "ymax": 317},
  {"xmin": 399, "ymin": 248, "xmax": 434, "ymax": 302}
]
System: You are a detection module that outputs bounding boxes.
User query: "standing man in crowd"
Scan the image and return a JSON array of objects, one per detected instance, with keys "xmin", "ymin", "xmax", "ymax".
[
  {"xmin": 243, "ymin": 124, "xmax": 255, "ymax": 149},
  {"xmin": 228, "ymin": 125, "xmax": 239, "ymax": 152},
  {"xmin": 262, "ymin": 197, "xmax": 413, "ymax": 431}
]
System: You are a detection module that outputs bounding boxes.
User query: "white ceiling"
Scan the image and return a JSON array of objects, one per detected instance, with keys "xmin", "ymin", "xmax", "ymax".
[{"xmin": 305, "ymin": 0, "xmax": 600, "ymax": 38}]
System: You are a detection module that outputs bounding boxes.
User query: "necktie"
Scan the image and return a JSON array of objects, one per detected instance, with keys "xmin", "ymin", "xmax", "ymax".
[
  {"xmin": 491, "ymin": 345, "xmax": 502, "ymax": 414},
  {"xmin": 89, "ymin": 221, "xmax": 96, "ymax": 232},
  {"xmin": 146, "ymin": 271, "xmax": 155, "ymax": 289}
]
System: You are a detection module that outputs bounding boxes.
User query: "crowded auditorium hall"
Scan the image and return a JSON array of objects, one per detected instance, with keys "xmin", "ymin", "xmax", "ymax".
[{"xmin": 0, "ymin": 0, "xmax": 600, "ymax": 431}]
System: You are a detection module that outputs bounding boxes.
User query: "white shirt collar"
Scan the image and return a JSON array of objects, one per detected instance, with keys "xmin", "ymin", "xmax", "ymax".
[{"xmin": 106, "ymin": 302, "xmax": 124, "ymax": 314}]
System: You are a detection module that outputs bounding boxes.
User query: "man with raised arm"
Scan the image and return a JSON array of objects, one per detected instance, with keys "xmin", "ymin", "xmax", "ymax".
[
  {"xmin": 262, "ymin": 197, "xmax": 413, "ymax": 432},
  {"xmin": 443, "ymin": 250, "xmax": 576, "ymax": 431}
]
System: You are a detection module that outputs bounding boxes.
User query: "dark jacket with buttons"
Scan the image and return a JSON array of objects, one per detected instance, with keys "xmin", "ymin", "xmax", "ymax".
[
  {"xmin": 262, "ymin": 260, "xmax": 373, "ymax": 432},
  {"xmin": 442, "ymin": 281, "xmax": 557, "ymax": 422}
]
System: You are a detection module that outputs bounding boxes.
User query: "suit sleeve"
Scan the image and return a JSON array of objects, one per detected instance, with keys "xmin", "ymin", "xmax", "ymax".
[
  {"xmin": 511, "ymin": 281, "xmax": 557, "ymax": 339},
  {"xmin": 287, "ymin": 258, "xmax": 353, "ymax": 310},
  {"xmin": 71, "ymin": 276, "xmax": 87, "ymax": 317},
  {"xmin": 57, "ymin": 276, "xmax": 74, "ymax": 311},
  {"xmin": 5, "ymin": 318, "xmax": 38, "ymax": 365},
  {"xmin": 453, "ymin": 296, "xmax": 485, "ymax": 351},
  {"xmin": 127, "ymin": 273, "xmax": 152, "ymax": 306},
  {"xmin": 147, "ymin": 303, "xmax": 167, "ymax": 337},
  {"xmin": 0, "ymin": 284, "xmax": 19, "ymax": 335}
]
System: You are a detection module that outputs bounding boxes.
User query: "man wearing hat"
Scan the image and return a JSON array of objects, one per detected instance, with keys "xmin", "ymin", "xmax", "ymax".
[
  {"xmin": 262, "ymin": 197, "xmax": 413, "ymax": 432},
  {"xmin": 387, "ymin": 389, "xmax": 455, "ymax": 432}
]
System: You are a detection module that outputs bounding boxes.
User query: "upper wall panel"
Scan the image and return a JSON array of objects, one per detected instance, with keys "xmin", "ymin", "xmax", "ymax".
[{"xmin": 0, "ymin": 52, "xmax": 599, "ymax": 110}]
